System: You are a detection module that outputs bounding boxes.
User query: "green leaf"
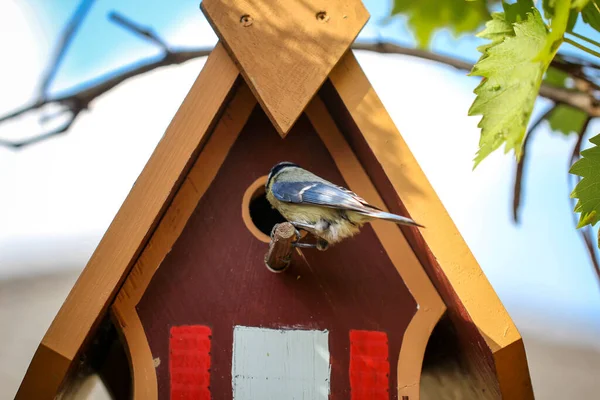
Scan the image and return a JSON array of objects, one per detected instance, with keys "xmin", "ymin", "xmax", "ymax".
[
  {"xmin": 505, "ymin": 0, "xmax": 536, "ymax": 22},
  {"xmin": 547, "ymin": 104, "xmax": 588, "ymax": 135},
  {"xmin": 570, "ymin": 133, "xmax": 600, "ymax": 228},
  {"xmin": 544, "ymin": 66, "xmax": 570, "ymax": 87},
  {"xmin": 544, "ymin": 0, "xmax": 590, "ymax": 14},
  {"xmin": 543, "ymin": 0, "xmax": 581, "ymax": 31},
  {"xmin": 391, "ymin": 0, "xmax": 490, "ymax": 48},
  {"xmin": 572, "ymin": 0, "xmax": 591, "ymax": 10},
  {"xmin": 468, "ymin": 0, "xmax": 572, "ymax": 167},
  {"xmin": 468, "ymin": 5, "xmax": 551, "ymax": 166},
  {"xmin": 582, "ymin": 0, "xmax": 600, "ymax": 32}
]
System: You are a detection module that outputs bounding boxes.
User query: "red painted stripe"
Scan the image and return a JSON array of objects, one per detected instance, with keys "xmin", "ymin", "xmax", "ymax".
[
  {"xmin": 170, "ymin": 325, "xmax": 212, "ymax": 400},
  {"xmin": 349, "ymin": 330, "xmax": 390, "ymax": 400}
]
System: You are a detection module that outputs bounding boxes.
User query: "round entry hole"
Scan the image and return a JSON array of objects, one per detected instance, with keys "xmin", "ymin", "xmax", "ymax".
[{"xmin": 242, "ymin": 176, "xmax": 287, "ymax": 243}]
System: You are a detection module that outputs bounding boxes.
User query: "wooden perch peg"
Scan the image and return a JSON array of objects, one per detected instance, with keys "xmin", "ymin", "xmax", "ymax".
[{"xmin": 264, "ymin": 222, "xmax": 299, "ymax": 272}]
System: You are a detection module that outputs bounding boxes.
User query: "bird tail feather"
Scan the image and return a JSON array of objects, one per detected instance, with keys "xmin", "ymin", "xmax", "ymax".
[{"xmin": 365, "ymin": 210, "xmax": 425, "ymax": 228}]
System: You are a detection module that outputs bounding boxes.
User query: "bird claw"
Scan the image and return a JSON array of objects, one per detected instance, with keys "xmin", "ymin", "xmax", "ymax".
[
  {"xmin": 291, "ymin": 236, "xmax": 329, "ymax": 251},
  {"xmin": 316, "ymin": 239, "xmax": 329, "ymax": 251},
  {"xmin": 292, "ymin": 242, "xmax": 317, "ymax": 249},
  {"xmin": 275, "ymin": 222, "xmax": 328, "ymax": 251}
]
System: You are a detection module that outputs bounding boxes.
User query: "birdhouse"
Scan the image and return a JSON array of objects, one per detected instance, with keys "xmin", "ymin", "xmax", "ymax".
[{"xmin": 17, "ymin": 1, "xmax": 535, "ymax": 399}]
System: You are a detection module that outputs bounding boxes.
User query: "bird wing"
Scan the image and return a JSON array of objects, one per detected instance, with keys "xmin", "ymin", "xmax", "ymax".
[{"xmin": 271, "ymin": 181, "xmax": 381, "ymax": 213}]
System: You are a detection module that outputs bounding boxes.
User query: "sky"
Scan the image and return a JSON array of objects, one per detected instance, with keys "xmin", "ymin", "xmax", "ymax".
[{"xmin": 1, "ymin": 0, "xmax": 600, "ymax": 347}]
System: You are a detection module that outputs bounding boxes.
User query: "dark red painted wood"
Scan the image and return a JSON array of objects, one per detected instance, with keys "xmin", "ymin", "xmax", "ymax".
[
  {"xmin": 318, "ymin": 80, "xmax": 501, "ymax": 398},
  {"xmin": 137, "ymin": 107, "xmax": 417, "ymax": 399}
]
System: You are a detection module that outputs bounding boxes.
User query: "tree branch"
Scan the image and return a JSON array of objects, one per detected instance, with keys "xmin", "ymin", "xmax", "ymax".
[
  {"xmin": 567, "ymin": 117, "xmax": 600, "ymax": 288},
  {"xmin": 109, "ymin": 12, "xmax": 170, "ymax": 51},
  {"xmin": 39, "ymin": 0, "xmax": 96, "ymax": 98},
  {"xmin": 2, "ymin": 31, "xmax": 599, "ymax": 148},
  {"xmin": 352, "ymin": 42, "xmax": 600, "ymax": 117},
  {"xmin": 512, "ymin": 103, "xmax": 558, "ymax": 223},
  {"xmin": 578, "ymin": 226, "xmax": 600, "ymax": 290},
  {"xmin": 351, "ymin": 42, "xmax": 474, "ymax": 71},
  {"xmin": 0, "ymin": 109, "xmax": 82, "ymax": 148},
  {"xmin": 0, "ymin": 48, "xmax": 211, "ymax": 147},
  {"xmin": 569, "ymin": 118, "xmax": 592, "ymax": 169}
]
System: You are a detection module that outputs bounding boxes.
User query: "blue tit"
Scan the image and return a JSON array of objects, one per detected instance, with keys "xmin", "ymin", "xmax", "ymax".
[{"xmin": 265, "ymin": 161, "xmax": 423, "ymax": 250}]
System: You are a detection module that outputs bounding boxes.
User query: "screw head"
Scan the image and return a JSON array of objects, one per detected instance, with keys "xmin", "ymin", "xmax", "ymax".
[
  {"xmin": 316, "ymin": 11, "xmax": 329, "ymax": 23},
  {"xmin": 240, "ymin": 14, "xmax": 253, "ymax": 27}
]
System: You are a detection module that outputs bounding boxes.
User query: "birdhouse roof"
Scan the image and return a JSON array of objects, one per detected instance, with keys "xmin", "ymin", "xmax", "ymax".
[{"xmin": 17, "ymin": 1, "xmax": 533, "ymax": 399}]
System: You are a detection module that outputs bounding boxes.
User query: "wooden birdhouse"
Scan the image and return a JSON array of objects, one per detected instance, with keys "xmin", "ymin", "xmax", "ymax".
[{"xmin": 17, "ymin": 1, "xmax": 535, "ymax": 399}]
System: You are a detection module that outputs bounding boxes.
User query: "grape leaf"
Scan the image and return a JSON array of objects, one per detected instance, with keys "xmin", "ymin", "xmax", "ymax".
[
  {"xmin": 391, "ymin": 0, "xmax": 490, "ymax": 48},
  {"xmin": 582, "ymin": 0, "xmax": 600, "ymax": 32},
  {"xmin": 468, "ymin": 6, "xmax": 551, "ymax": 166},
  {"xmin": 547, "ymin": 104, "xmax": 588, "ymax": 135},
  {"xmin": 468, "ymin": 0, "xmax": 571, "ymax": 167},
  {"xmin": 570, "ymin": 133, "xmax": 600, "ymax": 228}
]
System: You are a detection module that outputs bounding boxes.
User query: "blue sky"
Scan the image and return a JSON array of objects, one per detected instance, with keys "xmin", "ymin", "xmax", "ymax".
[
  {"xmin": 28, "ymin": 0, "xmax": 487, "ymax": 95},
  {"xmin": 28, "ymin": 0, "xmax": 600, "ymax": 97},
  {"xmin": 3, "ymin": 0, "xmax": 600, "ymax": 341}
]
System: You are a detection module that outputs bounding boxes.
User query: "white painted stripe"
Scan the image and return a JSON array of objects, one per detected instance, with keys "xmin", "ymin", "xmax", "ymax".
[{"xmin": 232, "ymin": 326, "xmax": 330, "ymax": 400}]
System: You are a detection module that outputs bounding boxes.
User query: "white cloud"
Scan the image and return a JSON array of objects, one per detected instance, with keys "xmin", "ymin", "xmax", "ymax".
[
  {"xmin": 0, "ymin": 1, "xmax": 47, "ymax": 115},
  {"xmin": 0, "ymin": 57, "xmax": 207, "ymax": 278}
]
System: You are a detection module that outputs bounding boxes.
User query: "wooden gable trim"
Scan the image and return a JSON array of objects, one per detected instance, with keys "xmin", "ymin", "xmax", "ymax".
[
  {"xmin": 305, "ymin": 95, "xmax": 446, "ymax": 398},
  {"xmin": 111, "ymin": 90, "xmax": 446, "ymax": 400},
  {"xmin": 326, "ymin": 50, "xmax": 534, "ymax": 398},
  {"xmin": 112, "ymin": 82, "xmax": 257, "ymax": 399},
  {"xmin": 16, "ymin": 43, "xmax": 240, "ymax": 400},
  {"xmin": 201, "ymin": 0, "xmax": 369, "ymax": 137}
]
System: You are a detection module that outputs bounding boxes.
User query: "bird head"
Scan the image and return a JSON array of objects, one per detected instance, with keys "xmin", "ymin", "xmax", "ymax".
[{"xmin": 266, "ymin": 161, "xmax": 300, "ymax": 189}]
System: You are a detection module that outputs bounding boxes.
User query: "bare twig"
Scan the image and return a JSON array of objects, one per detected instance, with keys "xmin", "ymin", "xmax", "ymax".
[
  {"xmin": 264, "ymin": 222, "xmax": 298, "ymax": 272},
  {"xmin": 2, "ymin": 27, "xmax": 600, "ymax": 148},
  {"xmin": 0, "ymin": 48, "xmax": 211, "ymax": 147},
  {"xmin": 567, "ymin": 117, "xmax": 600, "ymax": 288},
  {"xmin": 39, "ymin": 0, "xmax": 96, "ymax": 98},
  {"xmin": 351, "ymin": 41, "xmax": 474, "ymax": 70},
  {"xmin": 109, "ymin": 12, "xmax": 169, "ymax": 51},
  {"xmin": 512, "ymin": 104, "xmax": 557, "ymax": 223},
  {"xmin": 352, "ymin": 42, "xmax": 600, "ymax": 117},
  {"xmin": 0, "ymin": 0, "xmax": 95, "ymax": 147},
  {"xmin": 0, "ymin": 109, "xmax": 82, "ymax": 148},
  {"xmin": 569, "ymin": 122, "xmax": 590, "ymax": 169},
  {"xmin": 578, "ymin": 226, "xmax": 600, "ymax": 290}
]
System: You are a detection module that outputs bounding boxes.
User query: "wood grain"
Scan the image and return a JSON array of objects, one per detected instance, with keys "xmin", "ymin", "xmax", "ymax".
[
  {"xmin": 136, "ymin": 108, "xmax": 418, "ymax": 399},
  {"xmin": 201, "ymin": 0, "xmax": 369, "ymax": 136},
  {"xmin": 326, "ymin": 50, "xmax": 534, "ymax": 399},
  {"xmin": 112, "ymin": 82, "xmax": 257, "ymax": 399},
  {"xmin": 14, "ymin": 344, "xmax": 71, "ymax": 400},
  {"xmin": 264, "ymin": 222, "xmax": 299, "ymax": 272},
  {"xmin": 306, "ymin": 95, "xmax": 446, "ymax": 398},
  {"xmin": 16, "ymin": 43, "xmax": 240, "ymax": 400},
  {"xmin": 320, "ymin": 77, "xmax": 504, "ymax": 398},
  {"xmin": 241, "ymin": 176, "xmax": 272, "ymax": 244}
]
